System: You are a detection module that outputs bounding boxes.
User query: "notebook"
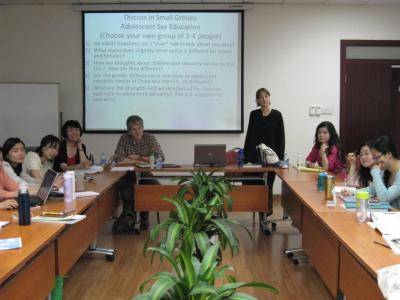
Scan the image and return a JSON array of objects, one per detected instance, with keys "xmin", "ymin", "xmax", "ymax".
[
  {"xmin": 29, "ymin": 169, "xmax": 59, "ymax": 207},
  {"xmin": 194, "ymin": 144, "xmax": 226, "ymax": 167}
]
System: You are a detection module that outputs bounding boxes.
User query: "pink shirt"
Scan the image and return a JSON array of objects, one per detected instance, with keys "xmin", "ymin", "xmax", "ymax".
[
  {"xmin": 306, "ymin": 144, "xmax": 346, "ymax": 178},
  {"xmin": 0, "ymin": 165, "xmax": 19, "ymax": 199}
]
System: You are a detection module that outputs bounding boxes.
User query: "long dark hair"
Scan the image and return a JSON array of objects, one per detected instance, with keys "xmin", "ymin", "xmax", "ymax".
[
  {"xmin": 357, "ymin": 141, "xmax": 374, "ymax": 188},
  {"xmin": 372, "ymin": 136, "xmax": 399, "ymax": 187},
  {"xmin": 314, "ymin": 121, "xmax": 345, "ymax": 162},
  {"xmin": 2, "ymin": 137, "xmax": 25, "ymax": 176},
  {"xmin": 36, "ymin": 135, "xmax": 60, "ymax": 158}
]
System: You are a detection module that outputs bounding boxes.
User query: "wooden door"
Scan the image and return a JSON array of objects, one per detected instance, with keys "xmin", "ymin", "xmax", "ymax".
[{"xmin": 341, "ymin": 61, "xmax": 392, "ymax": 153}]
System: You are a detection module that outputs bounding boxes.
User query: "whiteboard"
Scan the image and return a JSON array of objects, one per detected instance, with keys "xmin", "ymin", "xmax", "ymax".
[{"xmin": 0, "ymin": 83, "xmax": 60, "ymax": 147}]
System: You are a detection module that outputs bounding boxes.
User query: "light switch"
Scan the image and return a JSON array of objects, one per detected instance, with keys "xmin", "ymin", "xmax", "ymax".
[{"xmin": 309, "ymin": 105, "xmax": 315, "ymax": 116}]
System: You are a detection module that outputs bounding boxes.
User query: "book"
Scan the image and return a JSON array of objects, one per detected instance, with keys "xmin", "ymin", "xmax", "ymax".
[{"xmin": 32, "ymin": 214, "xmax": 86, "ymax": 225}]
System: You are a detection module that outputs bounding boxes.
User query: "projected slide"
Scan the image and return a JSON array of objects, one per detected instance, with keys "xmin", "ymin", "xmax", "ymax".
[{"xmin": 83, "ymin": 11, "xmax": 243, "ymax": 132}]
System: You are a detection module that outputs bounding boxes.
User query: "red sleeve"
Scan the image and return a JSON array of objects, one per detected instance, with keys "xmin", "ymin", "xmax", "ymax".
[
  {"xmin": 326, "ymin": 145, "xmax": 345, "ymax": 173},
  {"xmin": 306, "ymin": 144, "xmax": 318, "ymax": 163}
]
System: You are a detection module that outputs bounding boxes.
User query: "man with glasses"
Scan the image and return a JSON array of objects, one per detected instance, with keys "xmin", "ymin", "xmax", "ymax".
[{"xmin": 111, "ymin": 115, "xmax": 165, "ymax": 233}]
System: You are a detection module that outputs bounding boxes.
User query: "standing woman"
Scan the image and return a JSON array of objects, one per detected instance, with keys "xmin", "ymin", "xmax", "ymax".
[
  {"xmin": 2, "ymin": 137, "xmax": 29, "ymax": 185},
  {"xmin": 306, "ymin": 121, "xmax": 346, "ymax": 177},
  {"xmin": 21, "ymin": 134, "xmax": 60, "ymax": 184},
  {"xmin": 244, "ymin": 88, "xmax": 285, "ymax": 217},
  {"xmin": 54, "ymin": 120, "xmax": 92, "ymax": 172},
  {"xmin": 359, "ymin": 136, "xmax": 400, "ymax": 209}
]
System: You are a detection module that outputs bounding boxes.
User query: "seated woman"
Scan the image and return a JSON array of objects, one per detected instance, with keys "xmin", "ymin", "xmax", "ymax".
[
  {"xmin": 21, "ymin": 134, "xmax": 60, "ymax": 184},
  {"xmin": 358, "ymin": 136, "xmax": 400, "ymax": 209},
  {"xmin": 2, "ymin": 137, "xmax": 29, "ymax": 185},
  {"xmin": 306, "ymin": 121, "xmax": 345, "ymax": 177},
  {"xmin": 54, "ymin": 120, "xmax": 92, "ymax": 172},
  {"xmin": 344, "ymin": 141, "xmax": 374, "ymax": 189},
  {"xmin": 0, "ymin": 155, "xmax": 19, "ymax": 209}
]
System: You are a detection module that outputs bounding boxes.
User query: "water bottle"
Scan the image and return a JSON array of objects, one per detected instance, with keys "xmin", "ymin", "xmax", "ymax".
[
  {"xmin": 149, "ymin": 153, "xmax": 155, "ymax": 169},
  {"xmin": 317, "ymin": 172, "xmax": 327, "ymax": 192},
  {"xmin": 155, "ymin": 155, "xmax": 163, "ymax": 169},
  {"xmin": 238, "ymin": 148, "xmax": 244, "ymax": 167},
  {"xmin": 283, "ymin": 153, "xmax": 289, "ymax": 168},
  {"xmin": 18, "ymin": 183, "xmax": 31, "ymax": 226},
  {"xmin": 64, "ymin": 171, "xmax": 74, "ymax": 203},
  {"xmin": 100, "ymin": 153, "xmax": 107, "ymax": 166},
  {"xmin": 356, "ymin": 191, "xmax": 369, "ymax": 223}
]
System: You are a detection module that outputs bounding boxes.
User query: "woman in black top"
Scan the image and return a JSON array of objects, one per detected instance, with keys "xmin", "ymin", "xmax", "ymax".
[{"xmin": 244, "ymin": 88, "xmax": 285, "ymax": 219}]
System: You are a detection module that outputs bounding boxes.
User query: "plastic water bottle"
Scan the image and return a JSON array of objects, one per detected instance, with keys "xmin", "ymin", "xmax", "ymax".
[
  {"xmin": 100, "ymin": 153, "xmax": 107, "ymax": 166},
  {"xmin": 155, "ymin": 155, "xmax": 163, "ymax": 169},
  {"xmin": 238, "ymin": 148, "xmax": 244, "ymax": 167},
  {"xmin": 283, "ymin": 153, "xmax": 289, "ymax": 168},
  {"xmin": 149, "ymin": 153, "xmax": 155, "ymax": 169},
  {"xmin": 18, "ymin": 183, "xmax": 31, "ymax": 225},
  {"xmin": 64, "ymin": 172, "xmax": 74, "ymax": 203},
  {"xmin": 356, "ymin": 191, "xmax": 369, "ymax": 223}
]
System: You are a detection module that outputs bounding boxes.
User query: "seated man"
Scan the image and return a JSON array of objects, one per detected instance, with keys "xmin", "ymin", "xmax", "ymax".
[{"xmin": 111, "ymin": 115, "xmax": 165, "ymax": 232}]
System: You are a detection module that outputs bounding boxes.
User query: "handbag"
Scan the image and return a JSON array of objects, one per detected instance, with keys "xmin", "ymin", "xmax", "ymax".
[{"xmin": 256, "ymin": 143, "xmax": 280, "ymax": 166}]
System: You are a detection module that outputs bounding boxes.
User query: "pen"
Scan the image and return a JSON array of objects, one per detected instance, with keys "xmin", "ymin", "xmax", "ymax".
[
  {"xmin": 373, "ymin": 240, "xmax": 391, "ymax": 249},
  {"xmin": 42, "ymin": 211, "xmax": 65, "ymax": 216}
]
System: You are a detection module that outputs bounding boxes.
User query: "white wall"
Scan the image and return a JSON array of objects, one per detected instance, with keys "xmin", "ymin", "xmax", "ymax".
[{"xmin": 1, "ymin": 4, "xmax": 400, "ymax": 190}]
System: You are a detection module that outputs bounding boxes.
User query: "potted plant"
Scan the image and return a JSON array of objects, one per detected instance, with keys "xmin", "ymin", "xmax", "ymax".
[
  {"xmin": 145, "ymin": 171, "xmax": 251, "ymax": 260},
  {"xmin": 134, "ymin": 244, "xmax": 278, "ymax": 300}
]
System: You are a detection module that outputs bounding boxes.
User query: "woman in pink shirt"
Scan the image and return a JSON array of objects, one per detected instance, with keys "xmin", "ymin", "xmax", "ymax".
[
  {"xmin": 306, "ymin": 121, "xmax": 346, "ymax": 177},
  {"xmin": 0, "ymin": 154, "xmax": 19, "ymax": 209}
]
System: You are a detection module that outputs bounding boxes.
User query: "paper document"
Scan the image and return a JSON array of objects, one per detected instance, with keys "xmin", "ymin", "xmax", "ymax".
[
  {"xmin": 0, "ymin": 221, "xmax": 10, "ymax": 228},
  {"xmin": 32, "ymin": 214, "xmax": 86, "ymax": 225},
  {"xmin": 80, "ymin": 165, "xmax": 104, "ymax": 174},
  {"xmin": 371, "ymin": 212, "xmax": 400, "ymax": 235},
  {"xmin": 243, "ymin": 163, "xmax": 262, "ymax": 168},
  {"xmin": 111, "ymin": 166, "xmax": 134, "ymax": 172},
  {"xmin": 75, "ymin": 191, "xmax": 100, "ymax": 198},
  {"xmin": 0, "ymin": 237, "xmax": 22, "ymax": 250}
]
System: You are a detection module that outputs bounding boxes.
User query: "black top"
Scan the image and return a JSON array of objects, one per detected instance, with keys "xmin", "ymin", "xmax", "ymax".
[
  {"xmin": 244, "ymin": 109, "xmax": 285, "ymax": 163},
  {"xmin": 53, "ymin": 140, "xmax": 88, "ymax": 172}
]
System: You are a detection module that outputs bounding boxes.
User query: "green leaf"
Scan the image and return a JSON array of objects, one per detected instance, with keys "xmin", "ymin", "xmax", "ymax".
[
  {"xmin": 189, "ymin": 282, "xmax": 218, "ymax": 296},
  {"xmin": 165, "ymin": 223, "xmax": 183, "ymax": 254},
  {"xmin": 217, "ymin": 282, "xmax": 278, "ymax": 295},
  {"xmin": 180, "ymin": 251, "xmax": 196, "ymax": 288},
  {"xmin": 227, "ymin": 292, "xmax": 257, "ymax": 300},
  {"xmin": 198, "ymin": 244, "xmax": 219, "ymax": 277},
  {"xmin": 194, "ymin": 231, "xmax": 209, "ymax": 258},
  {"xmin": 211, "ymin": 219, "xmax": 239, "ymax": 255},
  {"xmin": 132, "ymin": 292, "xmax": 151, "ymax": 300},
  {"xmin": 161, "ymin": 196, "xmax": 189, "ymax": 225},
  {"xmin": 148, "ymin": 279, "xmax": 176, "ymax": 300},
  {"xmin": 147, "ymin": 247, "xmax": 181, "ymax": 277}
]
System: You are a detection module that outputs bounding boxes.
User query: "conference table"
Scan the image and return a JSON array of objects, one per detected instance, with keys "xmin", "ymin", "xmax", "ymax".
[
  {"xmin": 0, "ymin": 170, "xmax": 122, "ymax": 299},
  {"xmin": 1, "ymin": 165, "xmax": 399, "ymax": 299},
  {"xmin": 276, "ymin": 167, "xmax": 400, "ymax": 300}
]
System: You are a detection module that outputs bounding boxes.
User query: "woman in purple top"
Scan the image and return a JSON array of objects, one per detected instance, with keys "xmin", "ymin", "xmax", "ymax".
[{"xmin": 306, "ymin": 121, "xmax": 346, "ymax": 178}]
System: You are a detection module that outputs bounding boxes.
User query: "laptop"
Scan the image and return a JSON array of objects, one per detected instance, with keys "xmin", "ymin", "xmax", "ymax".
[
  {"xmin": 30, "ymin": 169, "xmax": 59, "ymax": 207},
  {"xmin": 194, "ymin": 144, "xmax": 226, "ymax": 167}
]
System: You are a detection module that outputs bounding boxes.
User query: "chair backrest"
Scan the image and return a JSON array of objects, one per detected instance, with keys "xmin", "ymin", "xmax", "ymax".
[{"xmin": 226, "ymin": 148, "xmax": 240, "ymax": 164}]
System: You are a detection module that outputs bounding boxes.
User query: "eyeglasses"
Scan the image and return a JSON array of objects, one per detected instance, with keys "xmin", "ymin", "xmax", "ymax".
[{"xmin": 373, "ymin": 154, "xmax": 384, "ymax": 161}]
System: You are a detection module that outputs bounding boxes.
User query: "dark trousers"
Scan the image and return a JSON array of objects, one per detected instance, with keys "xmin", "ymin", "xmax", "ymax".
[
  {"xmin": 117, "ymin": 171, "xmax": 160, "ymax": 221},
  {"xmin": 243, "ymin": 171, "xmax": 275, "ymax": 215}
]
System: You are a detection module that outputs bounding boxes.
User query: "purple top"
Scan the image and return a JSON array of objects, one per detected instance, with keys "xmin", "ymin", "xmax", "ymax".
[{"xmin": 306, "ymin": 144, "xmax": 346, "ymax": 178}]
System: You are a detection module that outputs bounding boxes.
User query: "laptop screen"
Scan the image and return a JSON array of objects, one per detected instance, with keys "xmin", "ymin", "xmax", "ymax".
[
  {"xmin": 194, "ymin": 144, "xmax": 226, "ymax": 166},
  {"xmin": 36, "ymin": 169, "xmax": 58, "ymax": 203}
]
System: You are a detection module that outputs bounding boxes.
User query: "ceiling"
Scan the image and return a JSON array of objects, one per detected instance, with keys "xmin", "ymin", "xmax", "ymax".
[{"xmin": 1, "ymin": 0, "xmax": 400, "ymax": 5}]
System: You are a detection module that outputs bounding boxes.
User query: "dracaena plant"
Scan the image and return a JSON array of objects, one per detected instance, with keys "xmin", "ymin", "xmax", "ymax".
[
  {"xmin": 145, "ymin": 171, "xmax": 251, "ymax": 260},
  {"xmin": 134, "ymin": 244, "xmax": 278, "ymax": 300}
]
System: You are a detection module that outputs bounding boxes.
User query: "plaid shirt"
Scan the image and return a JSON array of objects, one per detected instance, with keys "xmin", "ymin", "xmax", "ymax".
[{"xmin": 114, "ymin": 132, "xmax": 165, "ymax": 160}]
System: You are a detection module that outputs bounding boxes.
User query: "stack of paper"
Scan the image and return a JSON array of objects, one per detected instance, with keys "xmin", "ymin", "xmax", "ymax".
[
  {"xmin": 297, "ymin": 166, "xmax": 322, "ymax": 173},
  {"xmin": 80, "ymin": 165, "xmax": 104, "ymax": 174}
]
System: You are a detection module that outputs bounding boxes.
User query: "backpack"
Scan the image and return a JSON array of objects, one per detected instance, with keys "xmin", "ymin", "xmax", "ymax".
[{"xmin": 112, "ymin": 210, "xmax": 138, "ymax": 234}]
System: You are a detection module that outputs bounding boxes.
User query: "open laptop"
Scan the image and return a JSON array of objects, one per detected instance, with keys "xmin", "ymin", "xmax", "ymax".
[
  {"xmin": 194, "ymin": 144, "xmax": 226, "ymax": 167},
  {"xmin": 30, "ymin": 169, "xmax": 59, "ymax": 207}
]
